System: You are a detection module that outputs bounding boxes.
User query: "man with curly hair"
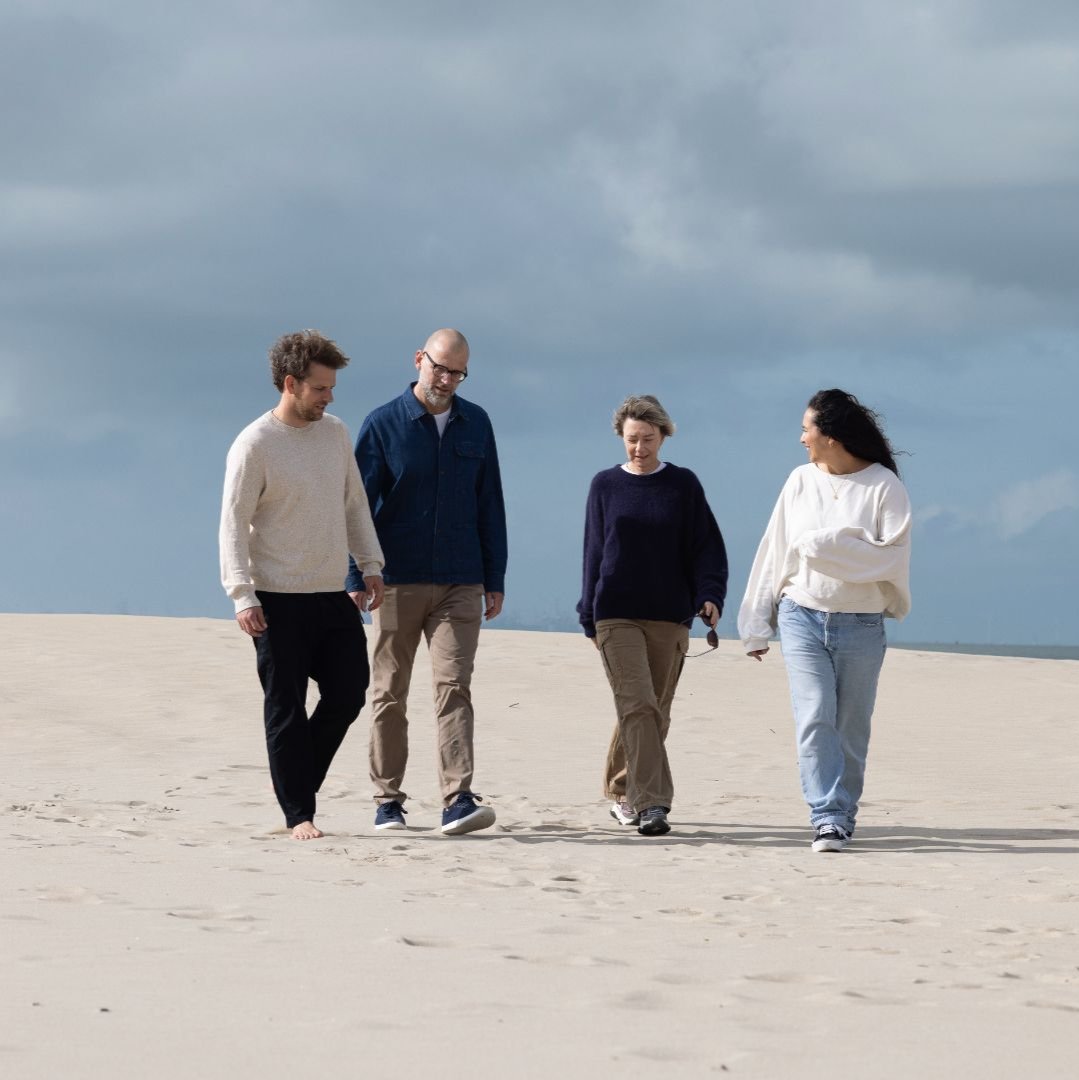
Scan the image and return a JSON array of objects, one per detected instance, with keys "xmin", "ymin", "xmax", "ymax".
[{"xmin": 220, "ymin": 329, "xmax": 385, "ymax": 840}]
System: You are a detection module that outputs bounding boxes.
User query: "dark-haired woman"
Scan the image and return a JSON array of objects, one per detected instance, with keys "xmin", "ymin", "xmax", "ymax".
[
  {"xmin": 738, "ymin": 389, "xmax": 911, "ymax": 853},
  {"xmin": 578, "ymin": 395, "xmax": 728, "ymax": 837}
]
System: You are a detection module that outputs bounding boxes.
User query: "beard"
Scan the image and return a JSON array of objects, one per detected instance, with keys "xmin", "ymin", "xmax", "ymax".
[
  {"xmin": 421, "ymin": 383, "xmax": 453, "ymax": 410},
  {"xmin": 295, "ymin": 401, "xmax": 327, "ymax": 422}
]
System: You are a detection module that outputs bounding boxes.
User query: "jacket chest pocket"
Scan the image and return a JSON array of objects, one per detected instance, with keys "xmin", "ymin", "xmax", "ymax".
[{"xmin": 453, "ymin": 441, "xmax": 485, "ymax": 506}]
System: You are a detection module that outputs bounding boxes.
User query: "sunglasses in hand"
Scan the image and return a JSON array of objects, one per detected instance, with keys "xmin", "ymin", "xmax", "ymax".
[{"xmin": 687, "ymin": 608, "xmax": 720, "ymax": 657}]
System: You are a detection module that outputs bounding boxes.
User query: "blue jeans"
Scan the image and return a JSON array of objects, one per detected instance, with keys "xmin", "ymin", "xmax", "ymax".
[{"xmin": 777, "ymin": 597, "xmax": 887, "ymax": 833}]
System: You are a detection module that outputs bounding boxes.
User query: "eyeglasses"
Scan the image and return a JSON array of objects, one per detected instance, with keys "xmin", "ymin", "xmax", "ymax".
[
  {"xmin": 423, "ymin": 351, "xmax": 468, "ymax": 383},
  {"xmin": 686, "ymin": 610, "xmax": 720, "ymax": 658}
]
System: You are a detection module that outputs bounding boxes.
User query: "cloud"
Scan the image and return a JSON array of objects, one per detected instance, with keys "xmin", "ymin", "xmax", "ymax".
[
  {"xmin": 2, "ymin": 1, "xmax": 1078, "ymax": 644},
  {"xmin": 756, "ymin": 8, "xmax": 1079, "ymax": 191},
  {"xmin": 993, "ymin": 469, "xmax": 1079, "ymax": 539},
  {"xmin": 4, "ymin": 2, "xmax": 1079, "ymax": 380}
]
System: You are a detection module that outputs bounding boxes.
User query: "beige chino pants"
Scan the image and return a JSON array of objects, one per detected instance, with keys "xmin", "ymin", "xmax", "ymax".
[
  {"xmin": 596, "ymin": 618, "xmax": 689, "ymax": 812},
  {"xmin": 369, "ymin": 584, "xmax": 483, "ymax": 807}
]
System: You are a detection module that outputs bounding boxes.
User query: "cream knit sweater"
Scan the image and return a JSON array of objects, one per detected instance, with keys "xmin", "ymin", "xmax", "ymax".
[
  {"xmin": 219, "ymin": 411, "xmax": 384, "ymax": 614},
  {"xmin": 738, "ymin": 462, "xmax": 912, "ymax": 654}
]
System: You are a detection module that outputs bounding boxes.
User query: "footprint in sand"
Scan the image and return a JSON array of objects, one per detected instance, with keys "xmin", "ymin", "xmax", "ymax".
[
  {"xmin": 567, "ymin": 954, "xmax": 628, "ymax": 968},
  {"xmin": 624, "ymin": 1045, "xmax": 697, "ymax": 1064},
  {"xmin": 35, "ymin": 885, "xmax": 107, "ymax": 904},
  {"xmin": 165, "ymin": 907, "xmax": 261, "ymax": 932},
  {"xmin": 616, "ymin": 989, "xmax": 673, "ymax": 1011},
  {"xmin": 1025, "ymin": 1000, "xmax": 1079, "ymax": 1013}
]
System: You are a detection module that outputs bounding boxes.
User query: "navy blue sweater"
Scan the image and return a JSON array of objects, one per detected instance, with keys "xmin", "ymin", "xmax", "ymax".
[{"xmin": 577, "ymin": 463, "xmax": 728, "ymax": 638}]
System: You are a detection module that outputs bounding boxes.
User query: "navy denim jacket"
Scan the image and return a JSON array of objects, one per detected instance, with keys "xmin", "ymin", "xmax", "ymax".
[{"xmin": 345, "ymin": 385, "xmax": 508, "ymax": 594}]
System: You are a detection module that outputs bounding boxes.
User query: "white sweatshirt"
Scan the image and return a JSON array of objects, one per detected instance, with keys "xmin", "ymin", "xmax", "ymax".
[
  {"xmin": 737, "ymin": 462, "xmax": 912, "ymax": 654},
  {"xmin": 219, "ymin": 411, "xmax": 384, "ymax": 614}
]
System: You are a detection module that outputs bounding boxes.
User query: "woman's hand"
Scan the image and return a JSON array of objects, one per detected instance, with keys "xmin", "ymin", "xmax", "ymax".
[{"xmin": 747, "ymin": 648, "xmax": 769, "ymax": 662}]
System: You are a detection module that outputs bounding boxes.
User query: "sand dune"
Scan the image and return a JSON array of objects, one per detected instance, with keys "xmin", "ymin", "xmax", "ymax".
[{"xmin": 3, "ymin": 614, "xmax": 1078, "ymax": 1078}]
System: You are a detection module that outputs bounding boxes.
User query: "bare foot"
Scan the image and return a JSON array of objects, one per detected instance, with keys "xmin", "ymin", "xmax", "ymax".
[{"xmin": 291, "ymin": 821, "xmax": 323, "ymax": 840}]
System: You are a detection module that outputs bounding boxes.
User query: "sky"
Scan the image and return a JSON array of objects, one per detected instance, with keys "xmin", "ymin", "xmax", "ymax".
[{"xmin": 3, "ymin": 1, "xmax": 1078, "ymax": 646}]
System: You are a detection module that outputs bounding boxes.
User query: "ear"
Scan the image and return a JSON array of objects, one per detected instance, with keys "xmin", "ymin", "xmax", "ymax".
[
  {"xmin": 283, "ymin": 374, "xmax": 297, "ymax": 395},
  {"xmin": 414, "ymin": 350, "xmax": 424, "ymax": 371}
]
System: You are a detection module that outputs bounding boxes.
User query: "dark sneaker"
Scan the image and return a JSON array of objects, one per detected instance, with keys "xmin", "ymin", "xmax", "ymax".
[
  {"xmin": 441, "ymin": 792, "xmax": 496, "ymax": 836},
  {"xmin": 811, "ymin": 824, "xmax": 850, "ymax": 852},
  {"xmin": 374, "ymin": 800, "xmax": 408, "ymax": 831},
  {"xmin": 637, "ymin": 806, "xmax": 671, "ymax": 836},
  {"xmin": 609, "ymin": 800, "xmax": 640, "ymax": 826}
]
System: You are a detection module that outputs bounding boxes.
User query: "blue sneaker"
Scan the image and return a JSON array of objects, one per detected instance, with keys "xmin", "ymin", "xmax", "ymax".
[
  {"xmin": 374, "ymin": 800, "xmax": 407, "ymax": 831},
  {"xmin": 441, "ymin": 792, "xmax": 496, "ymax": 836}
]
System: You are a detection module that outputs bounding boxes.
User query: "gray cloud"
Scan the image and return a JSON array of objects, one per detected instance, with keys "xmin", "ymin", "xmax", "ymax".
[{"xmin": 3, "ymin": 1, "xmax": 1077, "ymax": 642}]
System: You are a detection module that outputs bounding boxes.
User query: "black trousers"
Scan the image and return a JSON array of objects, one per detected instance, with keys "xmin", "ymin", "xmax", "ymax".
[{"xmin": 253, "ymin": 591, "xmax": 369, "ymax": 828}]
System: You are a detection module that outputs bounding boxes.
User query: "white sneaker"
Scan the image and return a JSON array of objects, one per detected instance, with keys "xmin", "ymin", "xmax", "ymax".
[
  {"xmin": 811, "ymin": 824, "xmax": 851, "ymax": 852},
  {"xmin": 609, "ymin": 800, "xmax": 640, "ymax": 826}
]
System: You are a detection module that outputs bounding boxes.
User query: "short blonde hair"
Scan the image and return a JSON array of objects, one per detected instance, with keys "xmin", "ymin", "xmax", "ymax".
[{"xmin": 612, "ymin": 394, "xmax": 676, "ymax": 437}]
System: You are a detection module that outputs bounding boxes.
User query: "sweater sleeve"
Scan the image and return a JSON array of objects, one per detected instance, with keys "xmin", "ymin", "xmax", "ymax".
[
  {"xmin": 342, "ymin": 424, "xmax": 385, "ymax": 579},
  {"xmin": 345, "ymin": 416, "xmax": 388, "ymax": 593},
  {"xmin": 576, "ymin": 475, "xmax": 605, "ymax": 638},
  {"xmin": 737, "ymin": 487, "xmax": 788, "ymax": 653},
  {"xmin": 798, "ymin": 481, "xmax": 911, "ymax": 585},
  {"xmin": 687, "ymin": 473, "xmax": 729, "ymax": 618},
  {"xmin": 219, "ymin": 436, "xmax": 264, "ymax": 614}
]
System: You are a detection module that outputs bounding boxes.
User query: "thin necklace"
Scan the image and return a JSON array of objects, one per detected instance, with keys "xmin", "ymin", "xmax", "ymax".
[{"xmin": 822, "ymin": 470, "xmax": 848, "ymax": 499}]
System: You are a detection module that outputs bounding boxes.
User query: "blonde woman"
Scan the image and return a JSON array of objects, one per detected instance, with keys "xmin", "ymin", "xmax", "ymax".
[{"xmin": 578, "ymin": 395, "xmax": 728, "ymax": 836}]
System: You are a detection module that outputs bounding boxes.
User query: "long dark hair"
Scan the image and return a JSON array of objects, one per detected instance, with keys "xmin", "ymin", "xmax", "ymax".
[{"xmin": 807, "ymin": 389, "xmax": 902, "ymax": 476}]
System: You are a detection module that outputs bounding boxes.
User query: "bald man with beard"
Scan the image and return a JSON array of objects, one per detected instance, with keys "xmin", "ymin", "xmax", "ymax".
[{"xmin": 346, "ymin": 329, "xmax": 508, "ymax": 836}]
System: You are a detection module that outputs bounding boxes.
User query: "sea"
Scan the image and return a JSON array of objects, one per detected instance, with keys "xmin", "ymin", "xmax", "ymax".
[
  {"xmin": 889, "ymin": 642, "xmax": 1079, "ymax": 661},
  {"xmin": 510, "ymin": 618, "xmax": 1079, "ymax": 660}
]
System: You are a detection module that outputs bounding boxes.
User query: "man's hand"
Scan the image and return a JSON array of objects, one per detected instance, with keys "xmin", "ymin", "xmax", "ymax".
[
  {"xmin": 349, "ymin": 577, "xmax": 385, "ymax": 613},
  {"xmin": 747, "ymin": 647, "xmax": 769, "ymax": 663},
  {"xmin": 236, "ymin": 605, "xmax": 267, "ymax": 637},
  {"xmin": 362, "ymin": 575, "xmax": 384, "ymax": 611},
  {"xmin": 484, "ymin": 591, "xmax": 504, "ymax": 621}
]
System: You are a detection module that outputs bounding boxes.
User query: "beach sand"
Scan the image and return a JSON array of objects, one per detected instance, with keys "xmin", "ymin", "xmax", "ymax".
[{"xmin": 3, "ymin": 614, "xmax": 1078, "ymax": 1078}]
